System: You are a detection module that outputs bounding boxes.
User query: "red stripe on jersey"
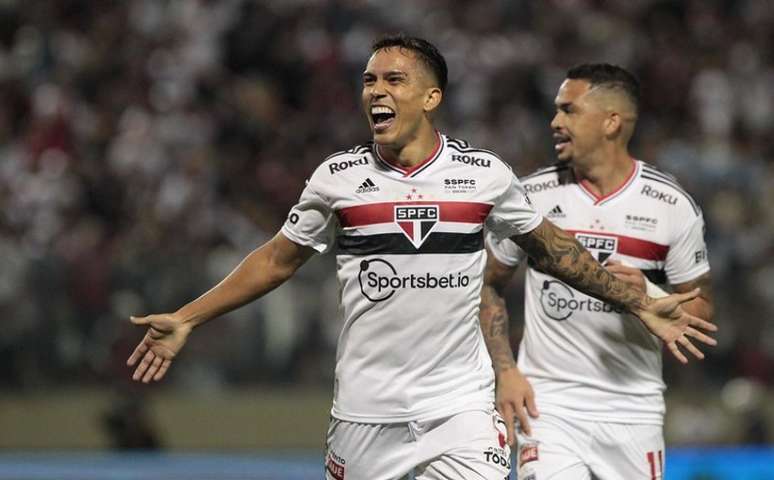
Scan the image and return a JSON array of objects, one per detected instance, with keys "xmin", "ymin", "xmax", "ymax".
[
  {"xmin": 337, "ymin": 201, "xmax": 493, "ymax": 227},
  {"xmin": 567, "ymin": 229, "xmax": 669, "ymax": 261}
]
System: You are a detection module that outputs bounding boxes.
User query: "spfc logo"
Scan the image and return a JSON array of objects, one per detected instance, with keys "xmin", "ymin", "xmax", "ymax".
[
  {"xmin": 575, "ymin": 232, "xmax": 618, "ymax": 263},
  {"xmin": 395, "ymin": 205, "xmax": 439, "ymax": 248}
]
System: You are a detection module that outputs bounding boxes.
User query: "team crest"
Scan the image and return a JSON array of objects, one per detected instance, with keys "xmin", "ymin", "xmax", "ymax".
[
  {"xmin": 575, "ymin": 232, "xmax": 618, "ymax": 263},
  {"xmin": 394, "ymin": 205, "xmax": 439, "ymax": 248}
]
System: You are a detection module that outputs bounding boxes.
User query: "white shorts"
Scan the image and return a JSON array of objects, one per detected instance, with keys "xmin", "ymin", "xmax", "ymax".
[
  {"xmin": 516, "ymin": 413, "xmax": 665, "ymax": 480},
  {"xmin": 325, "ymin": 409, "xmax": 511, "ymax": 480}
]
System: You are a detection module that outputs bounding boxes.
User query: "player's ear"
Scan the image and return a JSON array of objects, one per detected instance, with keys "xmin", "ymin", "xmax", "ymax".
[
  {"xmin": 604, "ymin": 112, "xmax": 622, "ymax": 137},
  {"xmin": 424, "ymin": 87, "xmax": 443, "ymax": 113}
]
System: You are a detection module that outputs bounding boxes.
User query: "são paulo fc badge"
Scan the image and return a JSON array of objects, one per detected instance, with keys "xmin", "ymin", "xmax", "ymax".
[
  {"xmin": 574, "ymin": 232, "xmax": 618, "ymax": 263},
  {"xmin": 394, "ymin": 204, "xmax": 439, "ymax": 248}
]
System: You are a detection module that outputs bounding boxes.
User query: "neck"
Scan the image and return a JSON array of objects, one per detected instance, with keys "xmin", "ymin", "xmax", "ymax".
[
  {"xmin": 377, "ymin": 123, "xmax": 439, "ymax": 168},
  {"xmin": 572, "ymin": 146, "xmax": 635, "ymax": 198}
]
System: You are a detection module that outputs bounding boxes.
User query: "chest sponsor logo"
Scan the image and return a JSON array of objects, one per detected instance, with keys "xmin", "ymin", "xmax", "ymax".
[
  {"xmin": 395, "ymin": 205, "xmax": 439, "ymax": 248},
  {"xmin": 484, "ymin": 447, "xmax": 511, "ymax": 470},
  {"xmin": 540, "ymin": 280, "xmax": 625, "ymax": 321},
  {"xmin": 329, "ymin": 156, "xmax": 368, "ymax": 175},
  {"xmin": 358, "ymin": 258, "xmax": 470, "ymax": 302},
  {"xmin": 525, "ymin": 179, "xmax": 559, "ymax": 194},
  {"xmin": 641, "ymin": 185, "xmax": 678, "ymax": 205},
  {"xmin": 575, "ymin": 232, "xmax": 617, "ymax": 263},
  {"xmin": 451, "ymin": 154, "xmax": 491, "ymax": 168},
  {"xmin": 444, "ymin": 178, "xmax": 477, "ymax": 193}
]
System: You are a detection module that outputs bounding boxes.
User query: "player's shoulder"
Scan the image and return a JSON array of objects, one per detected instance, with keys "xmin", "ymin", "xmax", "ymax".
[
  {"xmin": 518, "ymin": 161, "xmax": 573, "ymax": 195},
  {"xmin": 311, "ymin": 142, "xmax": 374, "ymax": 179},
  {"xmin": 637, "ymin": 161, "xmax": 702, "ymax": 217},
  {"xmin": 444, "ymin": 134, "xmax": 511, "ymax": 173}
]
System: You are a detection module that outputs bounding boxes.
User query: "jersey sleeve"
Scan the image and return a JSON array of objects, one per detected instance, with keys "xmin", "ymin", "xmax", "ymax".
[
  {"xmin": 665, "ymin": 213, "xmax": 710, "ymax": 284},
  {"xmin": 485, "ymin": 231, "xmax": 527, "ymax": 268},
  {"xmin": 281, "ymin": 176, "xmax": 336, "ymax": 254},
  {"xmin": 485, "ymin": 172, "xmax": 543, "ymax": 240}
]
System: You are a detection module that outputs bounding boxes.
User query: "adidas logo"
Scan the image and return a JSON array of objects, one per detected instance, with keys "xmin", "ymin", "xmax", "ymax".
[
  {"xmin": 547, "ymin": 205, "xmax": 565, "ymax": 217},
  {"xmin": 356, "ymin": 178, "xmax": 380, "ymax": 193}
]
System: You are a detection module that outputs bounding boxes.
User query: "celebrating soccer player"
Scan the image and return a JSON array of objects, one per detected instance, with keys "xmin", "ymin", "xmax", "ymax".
[
  {"xmin": 128, "ymin": 38, "xmax": 716, "ymax": 479},
  {"xmin": 482, "ymin": 64, "xmax": 716, "ymax": 480}
]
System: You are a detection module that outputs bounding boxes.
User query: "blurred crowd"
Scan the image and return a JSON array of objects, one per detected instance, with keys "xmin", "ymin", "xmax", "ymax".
[{"xmin": 0, "ymin": 0, "xmax": 772, "ymax": 444}]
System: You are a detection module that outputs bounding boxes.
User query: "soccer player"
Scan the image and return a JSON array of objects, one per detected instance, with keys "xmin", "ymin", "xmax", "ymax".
[
  {"xmin": 482, "ymin": 64, "xmax": 715, "ymax": 480},
  {"xmin": 127, "ymin": 39, "xmax": 715, "ymax": 480}
]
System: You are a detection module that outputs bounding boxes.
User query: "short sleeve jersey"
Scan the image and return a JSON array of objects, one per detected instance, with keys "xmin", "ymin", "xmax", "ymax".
[
  {"xmin": 282, "ymin": 133, "xmax": 542, "ymax": 423},
  {"xmin": 486, "ymin": 160, "xmax": 710, "ymax": 424}
]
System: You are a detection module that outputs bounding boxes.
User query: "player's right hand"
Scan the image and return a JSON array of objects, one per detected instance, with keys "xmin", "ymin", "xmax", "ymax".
[
  {"xmin": 495, "ymin": 367, "xmax": 539, "ymax": 444},
  {"xmin": 127, "ymin": 313, "xmax": 192, "ymax": 383},
  {"xmin": 635, "ymin": 290, "xmax": 718, "ymax": 364}
]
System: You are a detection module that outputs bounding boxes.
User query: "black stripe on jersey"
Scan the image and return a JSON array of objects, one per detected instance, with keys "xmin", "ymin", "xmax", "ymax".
[
  {"xmin": 527, "ymin": 259, "xmax": 667, "ymax": 286},
  {"xmin": 640, "ymin": 174, "xmax": 700, "ymax": 215},
  {"xmin": 522, "ymin": 164, "xmax": 570, "ymax": 181},
  {"xmin": 445, "ymin": 137, "xmax": 511, "ymax": 169},
  {"xmin": 323, "ymin": 143, "xmax": 372, "ymax": 163},
  {"xmin": 642, "ymin": 269, "xmax": 667, "ymax": 285},
  {"xmin": 641, "ymin": 165, "xmax": 699, "ymax": 209},
  {"xmin": 641, "ymin": 164, "xmax": 679, "ymax": 183},
  {"xmin": 337, "ymin": 231, "xmax": 483, "ymax": 255}
]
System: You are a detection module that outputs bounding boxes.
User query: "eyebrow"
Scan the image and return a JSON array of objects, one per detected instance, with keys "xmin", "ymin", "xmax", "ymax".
[
  {"xmin": 555, "ymin": 101, "xmax": 572, "ymax": 110},
  {"xmin": 363, "ymin": 69, "xmax": 408, "ymax": 78}
]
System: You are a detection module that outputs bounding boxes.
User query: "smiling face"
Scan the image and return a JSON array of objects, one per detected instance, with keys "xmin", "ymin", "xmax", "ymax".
[
  {"xmin": 550, "ymin": 79, "xmax": 609, "ymax": 164},
  {"xmin": 361, "ymin": 47, "xmax": 442, "ymax": 149}
]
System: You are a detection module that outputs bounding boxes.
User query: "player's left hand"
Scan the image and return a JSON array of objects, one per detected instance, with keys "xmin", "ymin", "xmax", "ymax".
[
  {"xmin": 633, "ymin": 289, "xmax": 718, "ymax": 364},
  {"xmin": 495, "ymin": 367, "xmax": 539, "ymax": 445}
]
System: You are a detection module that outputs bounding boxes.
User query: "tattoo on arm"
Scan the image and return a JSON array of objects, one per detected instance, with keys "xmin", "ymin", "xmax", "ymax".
[
  {"xmin": 480, "ymin": 255, "xmax": 518, "ymax": 373},
  {"xmin": 513, "ymin": 219, "xmax": 648, "ymax": 313}
]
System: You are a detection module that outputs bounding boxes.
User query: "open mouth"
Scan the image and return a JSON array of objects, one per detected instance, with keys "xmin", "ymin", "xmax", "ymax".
[
  {"xmin": 553, "ymin": 133, "xmax": 571, "ymax": 152},
  {"xmin": 370, "ymin": 105, "xmax": 396, "ymax": 132}
]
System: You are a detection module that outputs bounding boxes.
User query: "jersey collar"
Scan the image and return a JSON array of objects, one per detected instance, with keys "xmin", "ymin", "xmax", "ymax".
[
  {"xmin": 576, "ymin": 160, "xmax": 640, "ymax": 206},
  {"xmin": 373, "ymin": 131, "xmax": 444, "ymax": 178}
]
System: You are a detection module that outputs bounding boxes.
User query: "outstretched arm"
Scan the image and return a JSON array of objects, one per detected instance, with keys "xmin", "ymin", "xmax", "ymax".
[
  {"xmin": 480, "ymin": 252, "xmax": 538, "ymax": 443},
  {"xmin": 606, "ymin": 260, "xmax": 715, "ymax": 359},
  {"xmin": 127, "ymin": 232, "xmax": 316, "ymax": 382},
  {"xmin": 512, "ymin": 219, "xmax": 717, "ymax": 363}
]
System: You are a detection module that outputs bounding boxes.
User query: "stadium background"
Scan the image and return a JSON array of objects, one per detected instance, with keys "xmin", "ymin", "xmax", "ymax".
[{"xmin": 0, "ymin": 0, "xmax": 772, "ymax": 478}]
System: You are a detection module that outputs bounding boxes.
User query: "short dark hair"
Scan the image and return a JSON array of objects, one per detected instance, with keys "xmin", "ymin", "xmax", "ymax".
[
  {"xmin": 372, "ymin": 34, "xmax": 448, "ymax": 92},
  {"xmin": 566, "ymin": 63, "xmax": 640, "ymax": 112}
]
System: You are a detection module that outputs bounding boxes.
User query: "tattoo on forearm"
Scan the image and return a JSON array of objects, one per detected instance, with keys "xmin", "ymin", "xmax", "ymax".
[
  {"xmin": 480, "ymin": 285, "xmax": 517, "ymax": 373},
  {"xmin": 514, "ymin": 220, "xmax": 647, "ymax": 312}
]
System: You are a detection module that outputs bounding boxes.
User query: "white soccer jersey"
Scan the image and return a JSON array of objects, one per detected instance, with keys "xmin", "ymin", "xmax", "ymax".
[
  {"xmin": 281, "ymin": 132, "xmax": 542, "ymax": 423},
  {"xmin": 487, "ymin": 160, "xmax": 710, "ymax": 425}
]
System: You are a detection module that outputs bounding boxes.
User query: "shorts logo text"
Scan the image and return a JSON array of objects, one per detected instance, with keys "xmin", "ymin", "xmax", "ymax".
[{"xmin": 325, "ymin": 451, "xmax": 345, "ymax": 480}]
